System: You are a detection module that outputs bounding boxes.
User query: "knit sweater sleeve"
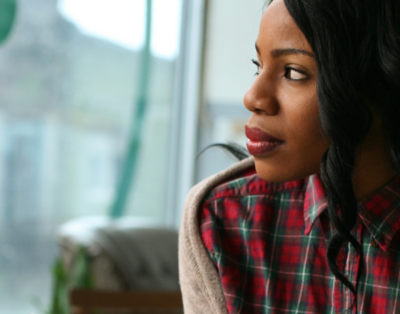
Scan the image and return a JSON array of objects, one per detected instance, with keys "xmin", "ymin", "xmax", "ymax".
[
  {"xmin": 178, "ymin": 180, "xmax": 228, "ymax": 314},
  {"xmin": 179, "ymin": 220, "xmax": 217, "ymax": 314}
]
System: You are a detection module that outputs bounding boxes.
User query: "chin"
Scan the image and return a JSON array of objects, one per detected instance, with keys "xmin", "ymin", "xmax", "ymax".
[{"xmin": 254, "ymin": 159, "xmax": 315, "ymax": 183}]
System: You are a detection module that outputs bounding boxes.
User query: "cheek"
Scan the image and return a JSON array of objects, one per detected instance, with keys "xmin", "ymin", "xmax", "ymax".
[
  {"xmin": 254, "ymin": 95, "xmax": 330, "ymax": 183},
  {"xmin": 283, "ymin": 89, "xmax": 322, "ymax": 143},
  {"xmin": 290, "ymin": 124, "xmax": 330, "ymax": 174},
  {"xmin": 289, "ymin": 101, "xmax": 324, "ymax": 150}
]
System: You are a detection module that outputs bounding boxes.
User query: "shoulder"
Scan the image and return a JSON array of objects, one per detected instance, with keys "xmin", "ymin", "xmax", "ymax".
[
  {"xmin": 178, "ymin": 158, "xmax": 260, "ymax": 314},
  {"xmin": 178, "ymin": 157, "xmax": 307, "ymax": 313},
  {"xmin": 197, "ymin": 157, "xmax": 307, "ymax": 257},
  {"xmin": 179, "ymin": 157, "xmax": 258, "ymax": 313},
  {"xmin": 180, "ymin": 154, "xmax": 307, "ymax": 252}
]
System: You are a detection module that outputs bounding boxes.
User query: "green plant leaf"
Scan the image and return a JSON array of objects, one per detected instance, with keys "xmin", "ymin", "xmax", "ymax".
[
  {"xmin": 0, "ymin": 0, "xmax": 16, "ymax": 44},
  {"xmin": 71, "ymin": 246, "xmax": 93, "ymax": 289},
  {"xmin": 48, "ymin": 258, "xmax": 69, "ymax": 314}
]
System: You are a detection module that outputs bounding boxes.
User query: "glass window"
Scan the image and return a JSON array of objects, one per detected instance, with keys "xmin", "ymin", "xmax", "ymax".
[{"xmin": 0, "ymin": 0, "xmax": 182, "ymax": 312}]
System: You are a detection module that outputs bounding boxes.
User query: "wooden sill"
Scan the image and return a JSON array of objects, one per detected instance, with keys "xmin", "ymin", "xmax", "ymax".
[{"xmin": 70, "ymin": 289, "xmax": 183, "ymax": 310}]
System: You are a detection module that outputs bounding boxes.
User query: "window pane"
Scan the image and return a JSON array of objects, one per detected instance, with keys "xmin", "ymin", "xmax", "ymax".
[
  {"xmin": 0, "ymin": 0, "xmax": 181, "ymax": 312},
  {"xmin": 196, "ymin": 0, "xmax": 263, "ymax": 182}
]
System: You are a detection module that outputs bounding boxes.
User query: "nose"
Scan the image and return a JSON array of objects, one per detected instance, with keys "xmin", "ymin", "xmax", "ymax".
[{"xmin": 243, "ymin": 76, "xmax": 279, "ymax": 115}]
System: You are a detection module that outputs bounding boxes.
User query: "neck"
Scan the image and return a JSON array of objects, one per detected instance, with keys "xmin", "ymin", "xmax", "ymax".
[{"xmin": 352, "ymin": 129, "xmax": 395, "ymax": 201}]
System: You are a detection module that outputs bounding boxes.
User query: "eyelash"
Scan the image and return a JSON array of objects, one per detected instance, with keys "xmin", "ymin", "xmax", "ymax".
[
  {"xmin": 252, "ymin": 59, "xmax": 261, "ymax": 76},
  {"xmin": 251, "ymin": 59, "xmax": 308, "ymax": 81}
]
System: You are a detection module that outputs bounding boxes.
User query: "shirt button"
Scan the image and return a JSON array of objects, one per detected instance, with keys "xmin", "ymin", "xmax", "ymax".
[{"xmin": 370, "ymin": 239, "xmax": 379, "ymax": 248}]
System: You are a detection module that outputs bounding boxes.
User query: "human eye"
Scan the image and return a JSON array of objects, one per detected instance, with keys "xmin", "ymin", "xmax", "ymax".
[
  {"xmin": 252, "ymin": 59, "xmax": 261, "ymax": 76},
  {"xmin": 284, "ymin": 67, "xmax": 308, "ymax": 81}
]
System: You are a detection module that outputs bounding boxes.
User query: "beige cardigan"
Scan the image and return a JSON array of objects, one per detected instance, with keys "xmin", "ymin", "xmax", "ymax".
[{"xmin": 178, "ymin": 157, "xmax": 255, "ymax": 314}]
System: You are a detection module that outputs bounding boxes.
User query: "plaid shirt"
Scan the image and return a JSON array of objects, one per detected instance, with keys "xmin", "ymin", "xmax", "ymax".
[{"xmin": 199, "ymin": 166, "xmax": 400, "ymax": 313}]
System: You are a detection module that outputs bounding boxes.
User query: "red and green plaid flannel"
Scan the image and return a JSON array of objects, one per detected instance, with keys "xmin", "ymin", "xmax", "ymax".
[{"xmin": 199, "ymin": 166, "xmax": 400, "ymax": 313}]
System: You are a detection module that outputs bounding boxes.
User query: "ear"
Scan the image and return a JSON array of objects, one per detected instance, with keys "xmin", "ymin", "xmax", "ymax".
[{"xmin": 0, "ymin": 0, "xmax": 16, "ymax": 45}]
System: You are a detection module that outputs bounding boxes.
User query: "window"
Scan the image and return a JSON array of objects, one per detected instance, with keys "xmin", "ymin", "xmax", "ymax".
[{"xmin": 0, "ymin": 0, "xmax": 182, "ymax": 312}]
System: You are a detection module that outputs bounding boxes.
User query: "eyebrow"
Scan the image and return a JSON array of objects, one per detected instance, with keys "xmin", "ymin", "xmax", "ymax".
[{"xmin": 255, "ymin": 43, "xmax": 314, "ymax": 58}]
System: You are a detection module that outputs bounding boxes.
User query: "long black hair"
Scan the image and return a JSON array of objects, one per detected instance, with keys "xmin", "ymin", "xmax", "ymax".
[{"xmin": 282, "ymin": 0, "xmax": 400, "ymax": 297}]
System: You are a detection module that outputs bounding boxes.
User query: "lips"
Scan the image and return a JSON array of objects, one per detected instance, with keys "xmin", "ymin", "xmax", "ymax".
[{"xmin": 245, "ymin": 125, "xmax": 283, "ymax": 156}]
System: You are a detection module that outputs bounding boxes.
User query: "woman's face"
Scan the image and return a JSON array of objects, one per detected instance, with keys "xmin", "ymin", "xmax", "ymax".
[{"xmin": 244, "ymin": 0, "xmax": 330, "ymax": 182}]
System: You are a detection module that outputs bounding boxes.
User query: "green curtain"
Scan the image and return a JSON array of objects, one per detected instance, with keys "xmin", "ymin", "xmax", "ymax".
[
  {"xmin": 110, "ymin": 0, "xmax": 153, "ymax": 218},
  {"xmin": 0, "ymin": 0, "xmax": 16, "ymax": 44}
]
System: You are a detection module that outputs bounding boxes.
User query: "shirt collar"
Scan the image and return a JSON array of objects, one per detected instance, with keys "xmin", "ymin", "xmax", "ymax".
[
  {"xmin": 304, "ymin": 174, "xmax": 400, "ymax": 252},
  {"xmin": 358, "ymin": 176, "xmax": 400, "ymax": 252},
  {"xmin": 304, "ymin": 174, "xmax": 327, "ymax": 236}
]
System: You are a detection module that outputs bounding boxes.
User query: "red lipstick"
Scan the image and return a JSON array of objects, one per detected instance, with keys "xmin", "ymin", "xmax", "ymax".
[{"xmin": 245, "ymin": 126, "xmax": 283, "ymax": 156}]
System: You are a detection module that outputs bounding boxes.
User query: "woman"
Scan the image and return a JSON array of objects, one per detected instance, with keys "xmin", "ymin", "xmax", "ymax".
[{"xmin": 179, "ymin": 0, "xmax": 400, "ymax": 313}]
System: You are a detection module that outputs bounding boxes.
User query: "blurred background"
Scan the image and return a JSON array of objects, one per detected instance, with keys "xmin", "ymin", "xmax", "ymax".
[{"xmin": 0, "ymin": 0, "xmax": 264, "ymax": 313}]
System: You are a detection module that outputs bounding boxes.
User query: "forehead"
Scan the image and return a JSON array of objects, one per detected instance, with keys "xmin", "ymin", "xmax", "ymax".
[{"xmin": 258, "ymin": 0, "xmax": 311, "ymax": 52}]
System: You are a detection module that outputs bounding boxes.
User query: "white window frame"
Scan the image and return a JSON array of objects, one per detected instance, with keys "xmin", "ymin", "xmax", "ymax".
[{"xmin": 165, "ymin": 0, "xmax": 207, "ymax": 228}]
